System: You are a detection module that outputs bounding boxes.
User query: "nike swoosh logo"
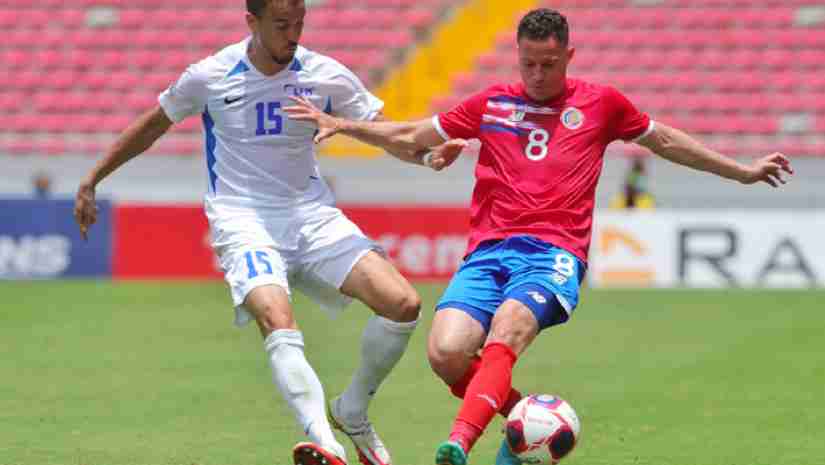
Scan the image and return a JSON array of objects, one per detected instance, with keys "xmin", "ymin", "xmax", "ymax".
[
  {"xmin": 309, "ymin": 175, "xmax": 319, "ymax": 180},
  {"xmin": 224, "ymin": 95, "xmax": 244, "ymax": 104}
]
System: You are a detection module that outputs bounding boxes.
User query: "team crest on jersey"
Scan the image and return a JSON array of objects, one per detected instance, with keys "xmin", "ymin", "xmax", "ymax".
[
  {"xmin": 561, "ymin": 107, "xmax": 584, "ymax": 130},
  {"xmin": 509, "ymin": 109, "xmax": 526, "ymax": 122}
]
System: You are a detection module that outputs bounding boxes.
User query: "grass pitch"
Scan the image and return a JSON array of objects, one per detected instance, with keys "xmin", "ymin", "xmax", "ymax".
[{"xmin": 1, "ymin": 281, "xmax": 822, "ymax": 465}]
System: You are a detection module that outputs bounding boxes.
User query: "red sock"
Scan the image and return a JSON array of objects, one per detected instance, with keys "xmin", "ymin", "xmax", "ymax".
[
  {"xmin": 500, "ymin": 387, "xmax": 523, "ymax": 417},
  {"xmin": 448, "ymin": 356, "xmax": 522, "ymax": 418},
  {"xmin": 448, "ymin": 342, "xmax": 517, "ymax": 454}
]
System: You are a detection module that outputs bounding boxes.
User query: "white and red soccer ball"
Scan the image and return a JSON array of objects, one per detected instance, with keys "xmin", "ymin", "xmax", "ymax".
[{"xmin": 504, "ymin": 394, "xmax": 581, "ymax": 464}]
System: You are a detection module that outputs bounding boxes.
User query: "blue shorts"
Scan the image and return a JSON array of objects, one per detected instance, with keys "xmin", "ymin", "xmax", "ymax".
[{"xmin": 435, "ymin": 236, "xmax": 585, "ymax": 333}]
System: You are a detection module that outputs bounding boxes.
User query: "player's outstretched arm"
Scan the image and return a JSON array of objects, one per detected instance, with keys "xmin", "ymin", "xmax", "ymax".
[
  {"xmin": 372, "ymin": 113, "xmax": 467, "ymax": 171},
  {"xmin": 284, "ymin": 96, "xmax": 467, "ymax": 170},
  {"xmin": 74, "ymin": 105, "xmax": 174, "ymax": 240},
  {"xmin": 636, "ymin": 122, "xmax": 794, "ymax": 187}
]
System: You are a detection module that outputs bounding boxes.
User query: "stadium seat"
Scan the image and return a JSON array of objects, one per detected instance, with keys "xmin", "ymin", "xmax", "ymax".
[
  {"xmin": 48, "ymin": 71, "xmax": 77, "ymax": 91},
  {"xmin": 0, "ymin": 93, "xmax": 21, "ymax": 114},
  {"xmin": 816, "ymin": 117, "xmax": 825, "ymax": 133},
  {"xmin": 0, "ymin": 0, "xmax": 449, "ymax": 155},
  {"xmin": 408, "ymin": 9, "xmax": 436, "ymax": 30},
  {"xmin": 0, "ymin": 8, "xmax": 16, "ymax": 28},
  {"xmin": 59, "ymin": 8, "xmax": 86, "ymax": 28},
  {"xmin": 424, "ymin": 1, "xmax": 825, "ymax": 158},
  {"xmin": 6, "ymin": 1, "xmax": 818, "ymax": 158},
  {"xmin": 105, "ymin": 71, "xmax": 142, "ymax": 91},
  {"xmin": 3, "ymin": 50, "xmax": 28, "ymax": 69},
  {"xmin": 13, "ymin": 71, "xmax": 44, "ymax": 91}
]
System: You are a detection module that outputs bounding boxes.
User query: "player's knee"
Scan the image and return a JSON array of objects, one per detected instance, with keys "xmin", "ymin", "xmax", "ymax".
[
  {"xmin": 385, "ymin": 289, "xmax": 421, "ymax": 323},
  {"xmin": 427, "ymin": 342, "xmax": 467, "ymax": 384},
  {"xmin": 486, "ymin": 328, "xmax": 532, "ymax": 355},
  {"xmin": 253, "ymin": 302, "xmax": 296, "ymax": 334},
  {"xmin": 401, "ymin": 290, "xmax": 422, "ymax": 320}
]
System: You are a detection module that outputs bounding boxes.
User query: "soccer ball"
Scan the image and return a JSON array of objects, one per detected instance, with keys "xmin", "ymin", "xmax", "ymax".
[{"xmin": 504, "ymin": 394, "xmax": 580, "ymax": 464}]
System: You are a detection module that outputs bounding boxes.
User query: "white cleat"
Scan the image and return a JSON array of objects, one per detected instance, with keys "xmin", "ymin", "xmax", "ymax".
[{"xmin": 328, "ymin": 397, "xmax": 392, "ymax": 465}]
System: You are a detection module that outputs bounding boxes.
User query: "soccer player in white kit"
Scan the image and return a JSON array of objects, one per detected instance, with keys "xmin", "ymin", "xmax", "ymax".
[{"xmin": 73, "ymin": 1, "xmax": 462, "ymax": 464}]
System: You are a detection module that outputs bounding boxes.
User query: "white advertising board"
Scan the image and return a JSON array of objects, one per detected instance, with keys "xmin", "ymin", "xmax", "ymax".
[{"xmin": 590, "ymin": 211, "xmax": 825, "ymax": 288}]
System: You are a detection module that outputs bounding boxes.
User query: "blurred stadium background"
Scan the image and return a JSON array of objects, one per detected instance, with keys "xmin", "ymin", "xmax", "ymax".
[{"xmin": 1, "ymin": 1, "xmax": 824, "ymax": 464}]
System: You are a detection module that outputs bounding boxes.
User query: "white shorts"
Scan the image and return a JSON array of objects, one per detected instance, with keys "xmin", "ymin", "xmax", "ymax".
[{"xmin": 207, "ymin": 200, "xmax": 379, "ymax": 327}]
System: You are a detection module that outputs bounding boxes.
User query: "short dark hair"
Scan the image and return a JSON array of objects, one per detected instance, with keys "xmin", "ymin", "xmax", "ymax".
[
  {"xmin": 247, "ymin": 0, "xmax": 303, "ymax": 17},
  {"xmin": 517, "ymin": 8, "xmax": 569, "ymax": 46},
  {"xmin": 247, "ymin": 0, "xmax": 269, "ymax": 17}
]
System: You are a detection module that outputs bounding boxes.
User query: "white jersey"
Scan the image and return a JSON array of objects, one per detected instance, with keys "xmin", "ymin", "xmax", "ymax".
[{"xmin": 158, "ymin": 37, "xmax": 383, "ymax": 210}]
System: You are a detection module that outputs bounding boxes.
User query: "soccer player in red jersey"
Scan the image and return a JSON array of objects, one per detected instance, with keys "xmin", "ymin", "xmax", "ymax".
[{"xmin": 285, "ymin": 8, "xmax": 793, "ymax": 465}]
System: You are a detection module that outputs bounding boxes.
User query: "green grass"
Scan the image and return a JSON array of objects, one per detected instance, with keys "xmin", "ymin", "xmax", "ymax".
[{"xmin": 1, "ymin": 282, "xmax": 823, "ymax": 465}]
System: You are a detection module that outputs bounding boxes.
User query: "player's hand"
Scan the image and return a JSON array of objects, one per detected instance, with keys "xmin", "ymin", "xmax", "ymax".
[
  {"xmin": 283, "ymin": 96, "xmax": 341, "ymax": 144},
  {"xmin": 426, "ymin": 139, "xmax": 468, "ymax": 171},
  {"xmin": 74, "ymin": 183, "xmax": 98, "ymax": 240},
  {"xmin": 739, "ymin": 152, "xmax": 793, "ymax": 187}
]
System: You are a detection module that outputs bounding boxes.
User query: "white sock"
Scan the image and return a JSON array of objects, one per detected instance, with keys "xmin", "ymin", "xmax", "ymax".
[
  {"xmin": 264, "ymin": 330, "xmax": 344, "ymax": 458},
  {"xmin": 338, "ymin": 316, "xmax": 417, "ymax": 424}
]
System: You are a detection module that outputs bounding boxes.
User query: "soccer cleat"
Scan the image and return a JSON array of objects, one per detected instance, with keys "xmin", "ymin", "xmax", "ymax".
[
  {"xmin": 495, "ymin": 438, "xmax": 522, "ymax": 465},
  {"xmin": 328, "ymin": 397, "xmax": 392, "ymax": 465},
  {"xmin": 434, "ymin": 440, "xmax": 467, "ymax": 465},
  {"xmin": 293, "ymin": 442, "xmax": 347, "ymax": 465}
]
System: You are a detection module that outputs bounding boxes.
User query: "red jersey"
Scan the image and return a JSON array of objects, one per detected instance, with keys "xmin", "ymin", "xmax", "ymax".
[{"xmin": 434, "ymin": 78, "xmax": 652, "ymax": 263}]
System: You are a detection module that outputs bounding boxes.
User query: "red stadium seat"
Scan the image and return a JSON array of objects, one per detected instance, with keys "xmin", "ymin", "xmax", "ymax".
[
  {"xmin": 177, "ymin": 118, "xmax": 201, "ymax": 132},
  {"xmin": 67, "ymin": 49, "xmax": 95, "ymax": 69},
  {"xmin": 47, "ymin": 71, "xmax": 77, "ymax": 90},
  {"xmin": 12, "ymin": 115, "xmax": 41, "ymax": 133},
  {"xmin": 797, "ymin": 50, "xmax": 825, "ymax": 69},
  {"xmin": 807, "ymin": 74, "xmax": 825, "ymax": 91},
  {"xmin": 373, "ymin": 9, "xmax": 400, "ymax": 29},
  {"xmin": 40, "ymin": 114, "xmax": 67, "ymax": 133},
  {"xmin": 42, "ymin": 30, "xmax": 69, "ymax": 48},
  {"xmin": 0, "ymin": 8, "xmax": 17, "ymax": 28},
  {"xmin": 125, "ymin": 92, "xmax": 157, "ymax": 112},
  {"xmin": 79, "ymin": 72, "xmax": 113, "ymax": 91},
  {"xmin": 0, "ymin": 92, "xmax": 21, "ymax": 114},
  {"xmin": 8, "ymin": 0, "xmax": 817, "ymax": 159},
  {"xmin": 96, "ymin": 50, "xmax": 126, "ymax": 70},
  {"xmin": 13, "ymin": 71, "xmax": 44, "ymax": 91},
  {"xmin": 409, "ymin": 9, "xmax": 435, "ymax": 29},
  {"xmin": 153, "ymin": 10, "xmax": 181, "ymax": 29},
  {"xmin": 3, "ymin": 50, "xmax": 28, "ymax": 69},
  {"xmin": 337, "ymin": 8, "xmax": 371, "ymax": 27},
  {"xmin": 130, "ymin": 50, "xmax": 159, "ymax": 69},
  {"xmin": 5, "ymin": 29, "xmax": 36, "ymax": 48},
  {"xmin": 192, "ymin": 30, "xmax": 227, "ymax": 50},
  {"xmin": 476, "ymin": 52, "xmax": 510, "ymax": 71},
  {"xmin": 99, "ymin": 114, "xmax": 133, "ymax": 133},
  {"xmin": 117, "ymin": 9, "xmax": 146, "ymax": 28},
  {"xmin": 66, "ymin": 114, "xmax": 100, "ymax": 133},
  {"xmin": 383, "ymin": 30, "xmax": 414, "ymax": 48},
  {"xmin": 59, "ymin": 8, "xmax": 86, "ymax": 27},
  {"xmin": 430, "ymin": 1, "xmax": 824, "ymax": 149},
  {"xmin": 143, "ymin": 72, "xmax": 175, "ymax": 91},
  {"xmin": 40, "ymin": 139, "xmax": 69, "ymax": 155}
]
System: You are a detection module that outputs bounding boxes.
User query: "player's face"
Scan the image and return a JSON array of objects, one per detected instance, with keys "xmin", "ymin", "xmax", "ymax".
[
  {"xmin": 517, "ymin": 36, "xmax": 574, "ymax": 101},
  {"xmin": 247, "ymin": 0, "xmax": 306, "ymax": 65}
]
